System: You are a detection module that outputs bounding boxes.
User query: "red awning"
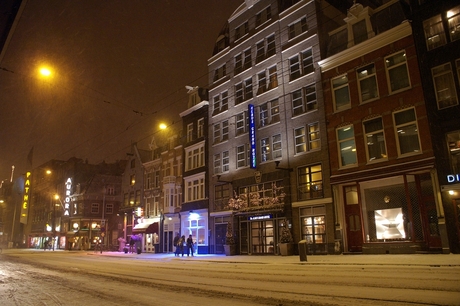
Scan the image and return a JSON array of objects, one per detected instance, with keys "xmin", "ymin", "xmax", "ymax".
[{"xmin": 132, "ymin": 222, "xmax": 159, "ymax": 235}]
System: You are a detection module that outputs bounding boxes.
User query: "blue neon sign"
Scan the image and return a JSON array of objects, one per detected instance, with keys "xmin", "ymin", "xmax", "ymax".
[{"xmin": 249, "ymin": 104, "xmax": 256, "ymax": 169}]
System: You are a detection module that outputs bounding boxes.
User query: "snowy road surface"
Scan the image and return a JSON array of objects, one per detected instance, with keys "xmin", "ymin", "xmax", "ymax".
[{"xmin": 0, "ymin": 250, "xmax": 459, "ymax": 306}]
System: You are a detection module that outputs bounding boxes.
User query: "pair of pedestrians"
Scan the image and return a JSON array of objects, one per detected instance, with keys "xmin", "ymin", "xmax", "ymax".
[{"xmin": 174, "ymin": 234, "xmax": 194, "ymax": 257}]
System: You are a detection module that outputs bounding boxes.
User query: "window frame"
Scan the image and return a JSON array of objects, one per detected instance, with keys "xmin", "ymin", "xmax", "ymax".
[
  {"xmin": 431, "ymin": 62, "xmax": 459, "ymax": 109},
  {"xmin": 393, "ymin": 107, "xmax": 422, "ymax": 157},
  {"xmin": 362, "ymin": 117, "xmax": 387, "ymax": 163},
  {"xmin": 337, "ymin": 125, "xmax": 358, "ymax": 168},
  {"xmin": 297, "ymin": 164, "xmax": 323, "ymax": 201},
  {"xmin": 357, "ymin": 63, "xmax": 379, "ymax": 103},
  {"xmin": 332, "ymin": 74, "xmax": 351, "ymax": 112},
  {"xmin": 385, "ymin": 50, "xmax": 411, "ymax": 94}
]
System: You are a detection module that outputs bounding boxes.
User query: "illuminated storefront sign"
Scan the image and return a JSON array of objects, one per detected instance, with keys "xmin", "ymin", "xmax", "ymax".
[
  {"xmin": 64, "ymin": 177, "xmax": 72, "ymax": 216},
  {"xmin": 20, "ymin": 171, "xmax": 31, "ymax": 224},
  {"xmin": 249, "ymin": 104, "xmax": 256, "ymax": 169},
  {"xmin": 249, "ymin": 214, "xmax": 272, "ymax": 221},
  {"xmin": 447, "ymin": 174, "xmax": 460, "ymax": 183}
]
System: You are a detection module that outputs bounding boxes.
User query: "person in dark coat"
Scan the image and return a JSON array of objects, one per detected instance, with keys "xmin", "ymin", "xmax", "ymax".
[
  {"xmin": 179, "ymin": 235, "xmax": 185, "ymax": 257},
  {"xmin": 173, "ymin": 233, "xmax": 180, "ymax": 257},
  {"xmin": 186, "ymin": 234, "xmax": 194, "ymax": 257}
]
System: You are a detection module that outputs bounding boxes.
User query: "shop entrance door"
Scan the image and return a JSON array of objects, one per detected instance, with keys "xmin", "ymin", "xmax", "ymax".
[
  {"xmin": 344, "ymin": 185, "xmax": 363, "ymax": 252},
  {"xmin": 250, "ymin": 220, "xmax": 275, "ymax": 254},
  {"xmin": 163, "ymin": 231, "xmax": 173, "ymax": 253},
  {"xmin": 215, "ymin": 223, "xmax": 226, "ymax": 254},
  {"xmin": 415, "ymin": 174, "xmax": 442, "ymax": 250}
]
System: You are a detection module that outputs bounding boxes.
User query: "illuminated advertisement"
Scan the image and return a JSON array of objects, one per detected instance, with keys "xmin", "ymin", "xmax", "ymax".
[
  {"xmin": 64, "ymin": 177, "xmax": 72, "ymax": 216},
  {"xmin": 20, "ymin": 171, "xmax": 31, "ymax": 224},
  {"xmin": 249, "ymin": 104, "xmax": 256, "ymax": 169}
]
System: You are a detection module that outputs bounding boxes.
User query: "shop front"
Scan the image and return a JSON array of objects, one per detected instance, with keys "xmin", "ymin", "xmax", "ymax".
[
  {"xmin": 339, "ymin": 171, "xmax": 445, "ymax": 254},
  {"xmin": 180, "ymin": 209, "xmax": 208, "ymax": 254},
  {"xmin": 132, "ymin": 217, "xmax": 160, "ymax": 253},
  {"xmin": 238, "ymin": 214, "xmax": 285, "ymax": 255}
]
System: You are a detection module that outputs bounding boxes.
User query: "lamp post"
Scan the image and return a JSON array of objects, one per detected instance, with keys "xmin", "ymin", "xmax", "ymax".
[{"xmin": 52, "ymin": 194, "xmax": 60, "ymax": 251}]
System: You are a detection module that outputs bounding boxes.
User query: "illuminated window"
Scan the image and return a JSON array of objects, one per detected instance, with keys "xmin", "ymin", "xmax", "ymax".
[
  {"xmin": 363, "ymin": 117, "xmax": 387, "ymax": 162},
  {"xmin": 385, "ymin": 51, "xmax": 410, "ymax": 93},
  {"xmin": 337, "ymin": 125, "xmax": 357, "ymax": 167},
  {"xmin": 298, "ymin": 164, "xmax": 323, "ymax": 200},
  {"xmin": 432, "ymin": 62, "xmax": 458, "ymax": 109},
  {"xmin": 294, "ymin": 127, "xmax": 306, "ymax": 154},
  {"xmin": 185, "ymin": 175, "xmax": 205, "ymax": 202},
  {"xmin": 357, "ymin": 63, "xmax": 379, "ymax": 103},
  {"xmin": 185, "ymin": 143, "xmax": 204, "ymax": 171},
  {"xmin": 393, "ymin": 108, "xmax": 421, "ymax": 156},
  {"xmin": 332, "ymin": 75, "xmax": 350, "ymax": 112},
  {"xmin": 423, "ymin": 14, "xmax": 446, "ymax": 50},
  {"xmin": 259, "ymin": 99, "xmax": 279, "ymax": 127},
  {"xmin": 447, "ymin": 6, "xmax": 460, "ymax": 42}
]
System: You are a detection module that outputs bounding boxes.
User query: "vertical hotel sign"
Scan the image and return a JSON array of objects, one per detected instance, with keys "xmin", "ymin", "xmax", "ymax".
[
  {"xmin": 20, "ymin": 171, "xmax": 31, "ymax": 224},
  {"xmin": 249, "ymin": 104, "xmax": 256, "ymax": 169}
]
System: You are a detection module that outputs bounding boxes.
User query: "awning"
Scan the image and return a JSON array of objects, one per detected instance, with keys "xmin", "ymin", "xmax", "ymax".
[{"xmin": 132, "ymin": 221, "xmax": 159, "ymax": 234}]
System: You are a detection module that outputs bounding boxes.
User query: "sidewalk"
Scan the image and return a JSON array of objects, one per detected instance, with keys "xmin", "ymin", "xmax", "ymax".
[
  {"xmin": 4, "ymin": 248, "xmax": 460, "ymax": 267},
  {"xmin": 90, "ymin": 250, "xmax": 460, "ymax": 267}
]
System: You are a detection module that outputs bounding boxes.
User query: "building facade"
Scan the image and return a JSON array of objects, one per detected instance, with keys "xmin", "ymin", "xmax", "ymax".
[
  {"xmin": 207, "ymin": 0, "xmax": 344, "ymax": 255},
  {"xmin": 319, "ymin": 0, "xmax": 449, "ymax": 254},
  {"xmin": 409, "ymin": 0, "xmax": 460, "ymax": 253}
]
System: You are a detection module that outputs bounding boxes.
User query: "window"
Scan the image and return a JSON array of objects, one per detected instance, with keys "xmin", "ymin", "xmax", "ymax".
[
  {"xmin": 393, "ymin": 108, "xmax": 421, "ymax": 156},
  {"xmin": 236, "ymin": 111, "xmax": 248, "ymax": 136},
  {"xmin": 187, "ymin": 123, "xmax": 193, "ymax": 142},
  {"xmin": 294, "ymin": 127, "xmax": 306, "ymax": 154},
  {"xmin": 235, "ymin": 79, "xmax": 253, "ymax": 105},
  {"xmin": 261, "ymin": 134, "xmax": 281, "ymax": 162},
  {"xmin": 130, "ymin": 174, "xmax": 136, "ymax": 186},
  {"xmin": 235, "ymin": 54, "xmax": 243, "ymax": 75},
  {"xmin": 185, "ymin": 175, "xmax": 205, "ymax": 202},
  {"xmin": 197, "ymin": 118, "xmax": 204, "ymax": 138},
  {"xmin": 352, "ymin": 19, "xmax": 368, "ymax": 45},
  {"xmin": 185, "ymin": 143, "xmax": 204, "ymax": 171},
  {"xmin": 256, "ymin": 35, "xmax": 276, "ymax": 64},
  {"xmin": 447, "ymin": 6, "xmax": 460, "ymax": 42},
  {"xmin": 289, "ymin": 49, "xmax": 313, "ymax": 81},
  {"xmin": 288, "ymin": 17, "xmax": 308, "ymax": 40},
  {"xmin": 385, "ymin": 51, "xmax": 410, "ymax": 93},
  {"xmin": 332, "ymin": 75, "xmax": 350, "ymax": 111},
  {"xmin": 363, "ymin": 117, "xmax": 387, "ymax": 162},
  {"xmin": 423, "ymin": 14, "xmax": 446, "ymax": 50},
  {"xmin": 91, "ymin": 203, "xmax": 99, "ymax": 214},
  {"xmin": 130, "ymin": 159, "xmax": 135, "ymax": 168},
  {"xmin": 308, "ymin": 122, "xmax": 320, "ymax": 151},
  {"xmin": 432, "ymin": 62, "xmax": 458, "ymax": 109},
  {"xmin": 213, "ymin": 64, "xmax": 226, "ymax": 82},
  {"xmin": 337, "ymin": 125, "xmax": 357, "ymax": 167},
  {"xmin": 215, "ymin": 151, "xmax": 229, "ymax": 174},
  {"xmin": 213, "ymin": 120, "xmax": 229, "ymax": 144},
  {"xmin": 259, "ymin": 99, "xmax": 279, "ymax": 127},
  {"xmin": 257, "ymin": 66, "xmax": 277, "ymax": 95},
  {"xmin": 237, "ymin": 144, "xmax": 250, "ymax": 168},
  {"xmin": 243, "ymin": 48, "xmax": 252, "ymax": 71},
  {"xmin": 212, "ymin": 91, "xmax": 228, "ymax": 116},
  {"xmin": 357, "ymin": 64, "xmax": 378, "ymax": 103},
  {"xmin": 105, "ymin": 203, "xmax": 114, "ymax": 214},
  {"xmin": 256, "ymin": 6, "xmax": 271, "ymax": 27},
  {"xmin": 292, "ymin": 84, "xmax": 317, "ymax": 116},
  {"xmin": 214, "ymin": 184, "xmax": 230, "ymax": 211},
  {"xmin": 298, "ymin": 164, "xmax": 323, "ymax": 200},
  {"xmin": 235, "ymin": 21, "xmax": 249, "ymax": 41},
  {"xmin": 295, "ymin": 122, "xmax": 320, "ymax": 154}
]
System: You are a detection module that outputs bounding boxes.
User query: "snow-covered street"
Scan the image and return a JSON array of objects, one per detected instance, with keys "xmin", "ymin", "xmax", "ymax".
[{"xmin": 1, "ymin": 249, "xmax": 459, "ymax": 305}]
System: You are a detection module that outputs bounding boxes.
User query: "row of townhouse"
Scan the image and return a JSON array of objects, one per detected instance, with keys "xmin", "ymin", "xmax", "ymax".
[
  {"xmin": 14, "ymin": 0, "xmax": 458, "ymax": 255},
  {"xmin": 120, "ymin": 0, "xmax": 460, "ymax": 255}
]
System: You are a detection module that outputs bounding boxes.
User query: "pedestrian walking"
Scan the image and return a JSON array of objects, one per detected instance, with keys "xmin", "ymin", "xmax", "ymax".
[
  {"xmin": 173, "ymin": 233, "xmax": 180, "ymax": 257},
  {"xmin": 186, "ymin": 234, "xmax": 194, "ymax": 257},
  {"xmin": 179, "ymin": 235, "xmax": 185, "ymax": 257}
]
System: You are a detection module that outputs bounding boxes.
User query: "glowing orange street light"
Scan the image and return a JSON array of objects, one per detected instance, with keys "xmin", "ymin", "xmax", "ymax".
[
  {"xmin": 39, "ymin": 67, "xmax": 52, "ymax": 77},
  {"xmin": 159, "ymin": 123, "xmax": 167, "ymax": 130}
]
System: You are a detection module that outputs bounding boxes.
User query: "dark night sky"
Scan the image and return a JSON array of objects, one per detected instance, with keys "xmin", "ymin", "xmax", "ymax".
[{"xmin": 0, "ymin": 0, "xmax": 241, "ymax": 180}]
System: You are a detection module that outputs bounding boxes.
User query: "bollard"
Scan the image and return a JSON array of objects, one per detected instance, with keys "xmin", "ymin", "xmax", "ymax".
[{"xmin": 298, "ymin": 240, "xmax": 307, "ymax": 262}]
